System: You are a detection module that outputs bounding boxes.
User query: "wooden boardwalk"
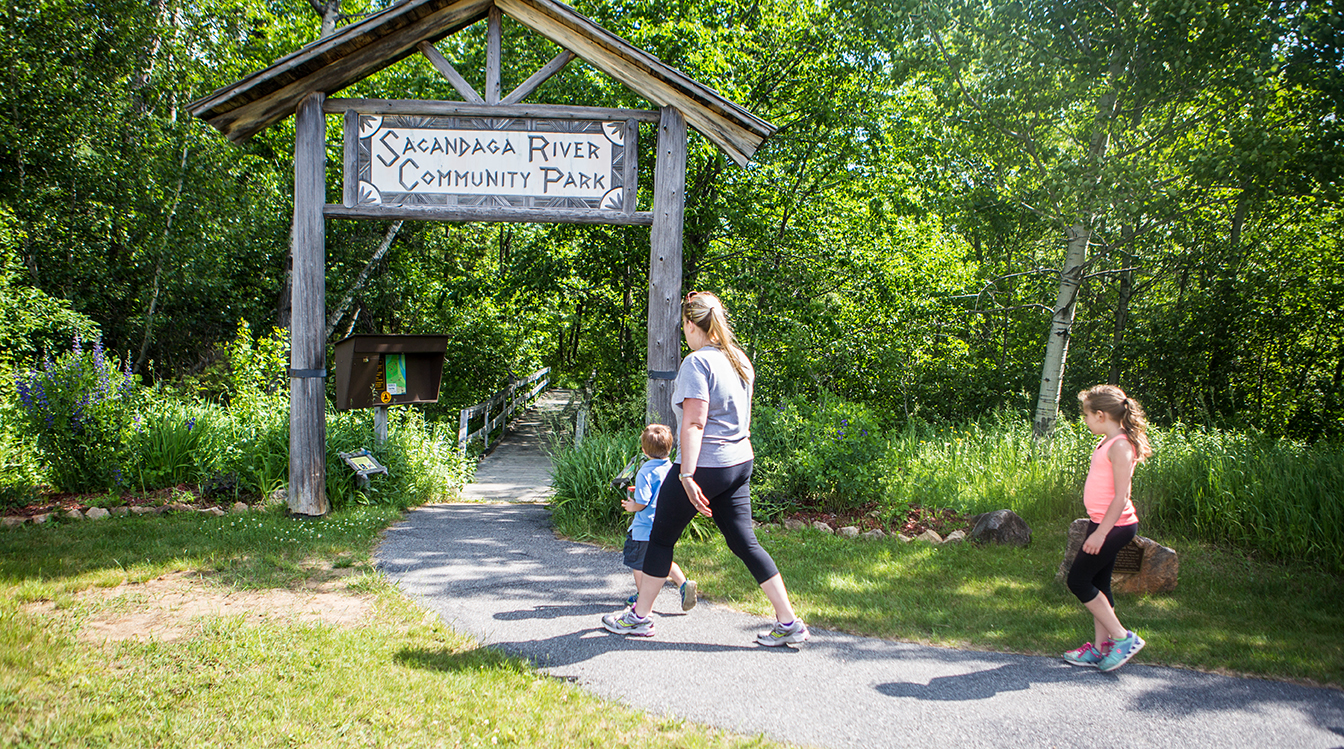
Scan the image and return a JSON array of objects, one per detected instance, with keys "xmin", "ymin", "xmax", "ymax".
[{"xmin": 459, "ymin": 388, "xmax": 575, "ymax": 503}]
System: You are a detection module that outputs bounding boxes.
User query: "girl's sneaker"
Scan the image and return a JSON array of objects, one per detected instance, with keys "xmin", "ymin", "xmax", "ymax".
[
  {"xmin": 1062, "ymin": 642, "xmax": 1107, "ymax": 667},
  {"xmin": 680, "ymin": 580, "xmax": 698, "ymax": 611},
  {"xmin": 602, "ymin": 607, "xmax": 654, "ymax": 637},
  {"xmin": 1098, "ymin": 631, "xmax": 1145, "ymax": 672},
  {"xmin": 756, "ymin": 619, "xmax": 809, "ymax": 646}
]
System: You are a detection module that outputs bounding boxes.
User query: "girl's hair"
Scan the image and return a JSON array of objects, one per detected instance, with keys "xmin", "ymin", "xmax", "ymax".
[
  {"xmin": 682, "ymin": 291, "xmax": 753, "ymax": 385},
  {"xmin": 1078, "ymin": 384, "xmax": 1153, "ymax": 462},
  {"xmin": 640, "ymin": 423, "xmax": 674, "ymax": 459}
]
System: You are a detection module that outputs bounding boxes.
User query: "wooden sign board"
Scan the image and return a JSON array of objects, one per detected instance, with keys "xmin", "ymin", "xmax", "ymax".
[{"xmin": 348, "ymin": 112, "xmax": 634, "ymax": 216}]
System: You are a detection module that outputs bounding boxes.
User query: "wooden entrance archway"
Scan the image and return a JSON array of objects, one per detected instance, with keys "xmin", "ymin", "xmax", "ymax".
[{"xmin": 191, "ymin": 0, "xmax": 775, "ymax": 516}]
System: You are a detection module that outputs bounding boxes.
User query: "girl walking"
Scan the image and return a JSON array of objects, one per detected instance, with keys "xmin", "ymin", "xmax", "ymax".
[{"xmin": 1064, "ymin": 384, "xmax": 1151, "ymax": 672}]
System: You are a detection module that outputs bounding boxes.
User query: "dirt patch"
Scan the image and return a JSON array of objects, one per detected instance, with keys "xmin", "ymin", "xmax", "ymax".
[{"xmin": 24, "ymin": 569, "xmax": 373, "ymax": 643}]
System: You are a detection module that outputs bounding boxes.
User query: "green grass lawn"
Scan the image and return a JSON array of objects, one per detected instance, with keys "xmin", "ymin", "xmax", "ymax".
[
  {"xmin": 668, "ymin": 523, "xmax": 1344, "ymax": 687},
  {"xmin": 0, "ymin": 508, "xmax": 787, "ymax": 749},
  {"xmin": 3, "ymin": 505, "xmax": 1340, "ymax": 749}
]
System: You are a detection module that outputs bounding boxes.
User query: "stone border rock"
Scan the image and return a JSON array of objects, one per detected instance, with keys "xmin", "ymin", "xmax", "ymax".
[
  {"xmin": 1, "ymin": 499, "xmax": 262, "ymax": 529},
  {"xmin": 755, "ymin": 520, "xmax": 980, "ymax": 546}
]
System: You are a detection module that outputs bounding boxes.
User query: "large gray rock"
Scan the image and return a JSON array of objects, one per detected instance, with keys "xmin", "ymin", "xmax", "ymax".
[
  {"xmin": 1056, "ymin": 518, "xmax": 1179, "ymax": 594},
  {"xmin": 969, "ymin": 509, "xmax": 1032, "ymax": 547},
  {"xmin": 85, "ymin": 507, "xmax": 111, "ymax": 520}
]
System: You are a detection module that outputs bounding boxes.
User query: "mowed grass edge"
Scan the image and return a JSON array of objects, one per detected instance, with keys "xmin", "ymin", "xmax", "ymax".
[
  {"xmin": 0, "ymin": 508, "xmax": 791, "ymax": 749},
  {"xmin": 666, "ymin": 523, "xmax": 1344, "ymax": 688}
]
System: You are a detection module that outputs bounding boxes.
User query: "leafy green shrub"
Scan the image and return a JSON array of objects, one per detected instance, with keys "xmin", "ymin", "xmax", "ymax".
[
  {"xmin": 752, "ymin": 395, "xmax": 893, "ymax": 514},
  {"xmin": 325, "ymin": 407, "xmax": 473, "ymax": 509},
  {"xmin": 0, "ymin": 398, "xmax": 41, "ymax": 509},
  {"xmin": 11, "ymin": 337, "xmax": 139, "ymax": 492}
]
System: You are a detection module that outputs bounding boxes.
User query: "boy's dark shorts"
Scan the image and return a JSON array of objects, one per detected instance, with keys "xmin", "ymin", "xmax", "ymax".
[{"xmin": 622, "ymin": 534, "xmax": 649, "ymax": 570}]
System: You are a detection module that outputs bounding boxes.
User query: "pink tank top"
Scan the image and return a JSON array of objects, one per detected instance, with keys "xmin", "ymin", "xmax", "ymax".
[{"xmin": 1083, "ymin": 433, "xmax": 1139, "ymax": 526}]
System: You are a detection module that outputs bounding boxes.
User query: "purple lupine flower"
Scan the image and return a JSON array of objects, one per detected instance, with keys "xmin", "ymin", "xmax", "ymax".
[{"xmin": 16, "ymin": 377, "xmax": 32, "ymax": 412}]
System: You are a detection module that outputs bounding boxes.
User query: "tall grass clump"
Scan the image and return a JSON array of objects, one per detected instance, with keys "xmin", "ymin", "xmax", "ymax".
[
  {"xmin": 548, "ymin": 432, "xmax": 637, "ymax": 540},
  {"xmin": 130, "ymin": 395, "xmax": 215, "ymax": 490},
  {"xmin": 880, "ymin": 411, "xmax": 1092, "ymax": 525},
  {"xmin": 1136, "ymin": 426, "xmax": 1344, "ymax": 571}
]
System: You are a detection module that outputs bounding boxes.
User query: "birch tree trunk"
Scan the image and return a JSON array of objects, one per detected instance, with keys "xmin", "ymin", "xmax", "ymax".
[
  {"xmin": 1033, "ymin": 223, "xmax": 1089, "ymax": 436},
  {"xmin": 324, "ymin": 220, "xmax": 402, "ymax": 339}
]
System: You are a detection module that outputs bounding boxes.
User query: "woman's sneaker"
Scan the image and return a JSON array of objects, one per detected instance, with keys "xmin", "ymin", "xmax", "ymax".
[
  {"xmin": 1097, "ymin": 631, "xmax": 1145, "ymax": 672},
  {"xmin": 680, "ymin": 580, "xmax": 698, "ymax": 611},
  {"xmin": 1062, "ymin": 642, "xmax": 1107, "ymax": 667},
  {"xmin": 602, "ymin": 607, "xmax": 655, "ymax": 637},
  {"xmin": 756, "ymin": 619, "xmax": 809, "ymax": 646}
]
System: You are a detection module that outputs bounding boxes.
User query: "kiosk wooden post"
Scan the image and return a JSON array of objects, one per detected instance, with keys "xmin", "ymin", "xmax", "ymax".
[
  {"xmin": 647, "ymin": 106, "xmax": 686, "ymax": 428},
  {"xmin": 289, "ymin": 92, "xmax": 330, "ymax": 517}
]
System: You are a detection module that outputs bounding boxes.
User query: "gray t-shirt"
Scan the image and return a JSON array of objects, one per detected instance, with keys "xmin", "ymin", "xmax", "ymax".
[{"xmin": 672, "ymin": 344, "xmax": 754, "ymax": 467}]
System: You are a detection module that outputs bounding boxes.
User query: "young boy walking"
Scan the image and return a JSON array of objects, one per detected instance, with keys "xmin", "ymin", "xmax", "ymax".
[{"xmin": 622, "ymin": 424, "xmax": 697, "ymax": 611}]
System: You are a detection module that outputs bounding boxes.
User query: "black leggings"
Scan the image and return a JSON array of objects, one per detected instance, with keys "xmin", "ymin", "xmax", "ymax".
[
  {"xmin": 1067, "ymin": 521, "xmax": 1138, "ymax": 607},
  {"xmin": 643, "ymin": 460, "xmax": 780, "ymax": 585}
]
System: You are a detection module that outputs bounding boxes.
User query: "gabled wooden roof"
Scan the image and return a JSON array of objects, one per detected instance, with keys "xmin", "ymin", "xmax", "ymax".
[{"xmin": 189, "ymin": 0, "xmax": 775, "ymax": 166}]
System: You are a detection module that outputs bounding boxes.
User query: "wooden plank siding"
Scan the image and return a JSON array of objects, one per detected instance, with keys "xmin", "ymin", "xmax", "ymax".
[
  {"xmin": 323, "ymin": 98, "xmax": 659, "ymax": 122},
  {"xmin": 190, "ymin": 0, "xmax": 493, "ymax": 143},
  {"xmin": 189, "ymin": 0, "xmax": 775, "ymax": 165},
  {"xmin": 494, "ymin": 0, "xmax": 774, "ymax": 166}
]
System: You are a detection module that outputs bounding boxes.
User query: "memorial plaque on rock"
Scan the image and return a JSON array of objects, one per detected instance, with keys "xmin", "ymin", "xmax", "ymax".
[{"xmin": 1113, "ymin": 540, "xmax": 1144, "ymax": 575}]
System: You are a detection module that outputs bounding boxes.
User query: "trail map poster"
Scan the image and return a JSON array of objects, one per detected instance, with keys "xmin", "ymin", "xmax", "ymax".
[{"xmin": 352, "ymin": 114, "xmax": 631, "ymax": 212}]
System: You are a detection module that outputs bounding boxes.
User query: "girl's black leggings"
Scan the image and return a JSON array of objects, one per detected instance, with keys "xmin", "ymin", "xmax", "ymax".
[
  {"xmin": 643, "ymin": 460, "xmax": 780, "ymax": 585},
  {"xmin": 1067, "ymin": 521, "xmax": 1138, "ymax": 607}
]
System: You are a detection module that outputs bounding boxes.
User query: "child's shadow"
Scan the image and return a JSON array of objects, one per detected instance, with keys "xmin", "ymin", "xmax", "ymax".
[{"xmin": 875, "ymin": 662, "xmax": 1077, "ymax": 701}]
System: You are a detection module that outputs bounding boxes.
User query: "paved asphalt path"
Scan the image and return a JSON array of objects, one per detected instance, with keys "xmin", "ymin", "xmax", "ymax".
[
  {"xmin": 376, "ymin": 502, "xmax": 1344, "ymax": 749},
  {"xmin": 377, "ymin": 393, "xmax": 1343, "ymax": 748}
]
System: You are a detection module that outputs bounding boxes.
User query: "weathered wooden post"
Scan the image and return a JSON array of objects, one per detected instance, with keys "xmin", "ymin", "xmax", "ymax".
[
  {"xmin": 289, "ymin": 91, "xmax": 329, "ymax": 517},
  {"xmin": 646, "ymin": 106, "xmax": 686, "ymax": 428}
]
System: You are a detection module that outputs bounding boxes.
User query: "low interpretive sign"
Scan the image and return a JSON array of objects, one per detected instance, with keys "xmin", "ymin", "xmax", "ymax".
[
  {"xmin": 350, "ymin": 114, "xmax": 632, "ymax": 213},
  {"xmin": 1113, "ymin": 541, "xmax": 1144, "ymax": 575}
]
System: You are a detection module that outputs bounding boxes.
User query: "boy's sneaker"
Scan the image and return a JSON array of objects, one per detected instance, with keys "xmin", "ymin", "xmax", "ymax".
[
  {"xmin": 680, "ymin": 580, "xmax": 698, "ymax": 611},
  {"xmin": 756, "ymin": 619, "xmax": 809, "ymax": 646},
  {"xmin": 602, "ymin": 607, "xmax": 655, "ymax": 637},
  {"xmin": 625, "ymin": 593, "xmax": 639, "ymax": 607},
  {"xmin": 1062, "ymin": 642, "xmax": 1108, "ymax": 667},
  {"xmin": 1097, "ymin": 631, "xmax": 1145, "ymax": 672}
]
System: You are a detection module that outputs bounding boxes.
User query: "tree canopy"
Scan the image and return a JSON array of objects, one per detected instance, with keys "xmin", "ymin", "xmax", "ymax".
[{"xmin": 1, "ymin": 0, "xmax": 1338, "ymax": 439}]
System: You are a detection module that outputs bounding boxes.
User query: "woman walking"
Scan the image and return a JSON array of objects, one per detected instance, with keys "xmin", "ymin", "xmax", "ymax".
[{"xmin": 602, "ymin": 291, "xmax": 808, "ymax": 646}]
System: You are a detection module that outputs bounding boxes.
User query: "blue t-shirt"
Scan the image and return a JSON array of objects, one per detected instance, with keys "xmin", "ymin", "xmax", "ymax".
[{"xmin": 628, "ymin": 457, "xmax": 672, "ymax": 541}]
